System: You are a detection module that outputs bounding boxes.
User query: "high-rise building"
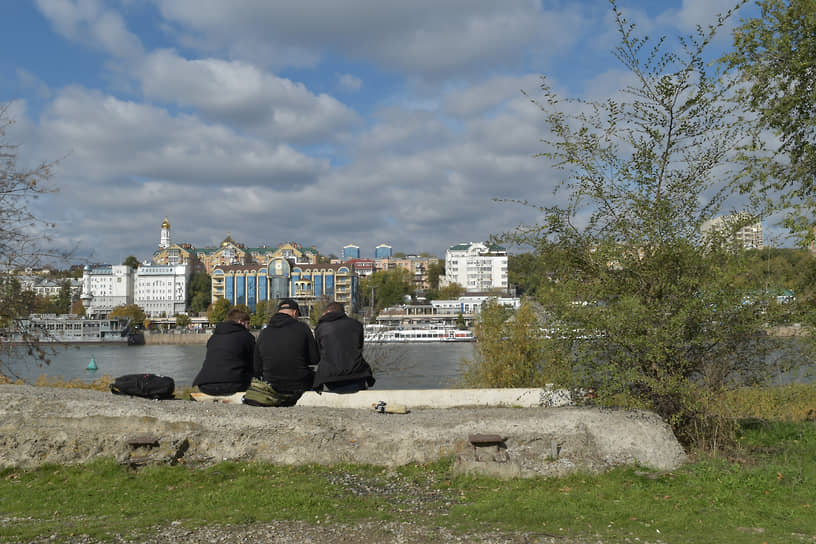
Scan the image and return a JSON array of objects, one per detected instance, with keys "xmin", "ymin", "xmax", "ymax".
[
  {"xmin": 342, "ymin": 244, "xmax": 360, "ymax": 260},
  {"xmin": 81, "ymin": 264, "xmax": 136, "ymax": 318},
  {"xmin": 374, "ymin": 243, "xmax": 392, "ymax": 259},
  {"xmin": 442, "ymin": 242, "xmax": 508, "ymax": 293},
  {"xmin": 135, "ymin": 263, "xmax": 191, "ymax": 318}
]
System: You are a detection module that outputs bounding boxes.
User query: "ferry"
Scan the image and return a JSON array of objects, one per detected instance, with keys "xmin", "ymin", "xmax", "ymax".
[
  {"xmin": 365, "ymin": 326, "xmax": 474, "ymax": 343},
  {"xmin": 7, "ymin": 314, "xmax": 145, "ymax": 345}
]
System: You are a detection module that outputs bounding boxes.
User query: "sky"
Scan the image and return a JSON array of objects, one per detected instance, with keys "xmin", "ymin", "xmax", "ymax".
[{"xmin": 0, "ymin": 0, "xmax": 765, "ymax": 265}]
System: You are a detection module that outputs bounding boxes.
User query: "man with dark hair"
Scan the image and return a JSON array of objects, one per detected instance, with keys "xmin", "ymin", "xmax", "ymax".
[
  {"xmin": 247, "ymin": 298, "xmax": 319, "ymax": 406},
  {"xmin": 193, "ymin": 307, "xmax": 255, "ymax": 396},
  {"xmin": 314, "ymin": 302, "xmax": 374, "ymax": 393}
]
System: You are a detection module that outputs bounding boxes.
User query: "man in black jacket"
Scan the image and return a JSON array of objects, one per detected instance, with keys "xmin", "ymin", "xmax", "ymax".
[
  {"xmin": 193, "ymin": 307, "xmax": 255, "ymax": 395},
  {"xmin": 314, "ymin": 302, "xmax": 374, "ymax": 393},
  {"xmin": 250, "ymin": 298, "xmax": 319, "ymax": 406}
]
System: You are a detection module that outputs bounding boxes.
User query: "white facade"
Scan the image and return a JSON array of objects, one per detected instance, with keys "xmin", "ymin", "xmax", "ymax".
[
  {"xmin": 701, "ymin": 213, "xmax": 763, "ymax": 250},
  {"xmin": 135, "ymin": 263, "xmax": 190, "ymax": 317},
  {"xmin": 432, "ymin": 295, "xmax": 520, "ymax": 316},
  {"xmin": 443, "ymin": 242, "xmax": 509, "ymax": 293},
  {"xmin": 82, "ymin": 265, "xmax": 136, "ymax": 317}
]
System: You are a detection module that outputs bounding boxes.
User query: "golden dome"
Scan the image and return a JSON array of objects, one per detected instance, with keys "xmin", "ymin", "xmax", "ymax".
[{"xmin": 161, "ymin": 217, "xmax": 170, "ymax": 229}]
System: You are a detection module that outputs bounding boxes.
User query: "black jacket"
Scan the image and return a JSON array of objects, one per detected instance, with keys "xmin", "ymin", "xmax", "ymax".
[
  {"xmin": 193, "ymin": 320, "xmax": 255, "ymax": 389},
  {"xmin": 254, "ymin": 312, "xmax": 319, "ymax": 392},
  {"xmin": 313, "ymin": 311, "xmax": 374, "ymax": 388}
]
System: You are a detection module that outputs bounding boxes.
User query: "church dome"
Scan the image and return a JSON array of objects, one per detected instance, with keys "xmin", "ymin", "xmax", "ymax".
[{"xmin": 161, "ymin": 217, "xmax": 170, "ymax": 229}]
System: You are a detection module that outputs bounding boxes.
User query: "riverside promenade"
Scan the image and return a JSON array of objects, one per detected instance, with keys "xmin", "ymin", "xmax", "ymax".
[{"xmin": 0, "ymin": 384, "xmax": 686, "ymax": 478}]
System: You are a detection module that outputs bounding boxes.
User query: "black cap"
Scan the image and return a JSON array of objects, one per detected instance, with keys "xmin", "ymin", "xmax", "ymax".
[{"xmin": 278, "ymin": 298, "xmax": 300, "ymax": 313}]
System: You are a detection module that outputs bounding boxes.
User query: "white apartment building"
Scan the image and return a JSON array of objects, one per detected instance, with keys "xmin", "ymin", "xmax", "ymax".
[
  {"xmin": 135, "ymin": 263, "xmax": 190, "ymax": 318},
  {"xmin": 701, "ymin": 213, "xmax": 763, "ymax": 250},
  {"xmin": 81, "ymin": 265, "xmax": 136, "ymax": 317},
  {"xmin": 443, "ymin": 242, "xmax": 509, "ymax": 293}
]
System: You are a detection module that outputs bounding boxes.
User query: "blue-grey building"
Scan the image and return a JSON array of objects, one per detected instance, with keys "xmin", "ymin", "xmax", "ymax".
[
  {"xmin": 374, "ymin": 243, "xmax": 392, "ymax": 259},
  {"xmin": 342, "ymin": 244, "xmax": 360, "ymax": 260}
]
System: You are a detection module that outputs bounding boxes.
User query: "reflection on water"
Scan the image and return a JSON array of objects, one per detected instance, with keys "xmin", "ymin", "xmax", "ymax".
[{"xmin": 3, "ymin": 342, "xmax": 476, "ymax": 390}]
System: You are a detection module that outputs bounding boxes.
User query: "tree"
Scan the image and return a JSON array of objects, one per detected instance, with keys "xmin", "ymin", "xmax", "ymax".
[
  {"xmin": 724, "ymin": 0, "xmax": 816, "ymax": 234},
  {"xmin": 207, "ymin": 297, "xmax": 231, "ymax": 324},
  {"xmin": 426, "ymin": 260, "xmax": 445, "ymax": 290},
  {"xmin": 175, "ymin": 313, "xmax": 191, "ymax": 328},
  {"xmin": 188, "ymin": 272, "xmax": 211, "ymax": 315},
  {"xmin": 55, "ymin": 279, "xmax": 72, "ymax": 314},
  {"xmin": 122, "ymin": 256, "xmax": 140, "ymax": 268},
  {"xmin": 460, "ymin": 299, "xmax": 560, "ymax": 388},
  {"xmin": 437, "ymin": 283, "xmax": 465, "ymax": 300},
  {"xmin": 494, "ymin": 2, "xmax": 793, "ymax": 447},
  {"xmin": 109, "ymin": 304, "xmax": 146, "ymax": 324},
  {"xmin": 1, "ymin": 103, "xmax": 64, "ymax": 374},
  {"xmin": 360, "ymin": 269, "xmax": 412, "ymax": 311},
  {"xmin": 250, "ymin": 300, "xmax": 274, "ymax": 329}
]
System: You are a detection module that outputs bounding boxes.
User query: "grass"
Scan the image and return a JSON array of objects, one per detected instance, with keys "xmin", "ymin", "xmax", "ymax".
[{"xmin": 0, "ymin": 421, "xmax": 814, "ymax": 543}]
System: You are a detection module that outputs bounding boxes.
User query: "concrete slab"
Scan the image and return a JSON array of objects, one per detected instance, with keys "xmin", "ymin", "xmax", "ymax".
[{"xmin": 297, "ymin": 388, "xmax": 566, "ymax": 409}]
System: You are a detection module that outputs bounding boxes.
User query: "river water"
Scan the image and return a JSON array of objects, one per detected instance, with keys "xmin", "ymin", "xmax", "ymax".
[{"xmin": 3, "ymin": 342, "xmax": 476, "ymax": 390}]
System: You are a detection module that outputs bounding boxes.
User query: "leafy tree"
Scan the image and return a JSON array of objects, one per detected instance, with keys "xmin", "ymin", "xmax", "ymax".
[
  {"xmin": 55, "ymin": 279, "xmax": 72, "ymax": 314},
  {"xmin": 426, "ymin": 260, "xmax": 445, "ymax": 290},
  {"xmin": 188, "ymin": 272, "xmax": 211, "ymax": 314},
  {"xmin": 460, "ymin": 299, "xmax": 560, "ymax": 388},
  {"xmin": 250, "ymin": 300, "xmax": 275, "ymax": 328},
  {"xmin": 309, "ymin": 297, "xmax": 330, "ymax": 327},
  {"xmin": 71, "ymin": 300, "xmax": 86, "ymax": 317},
  {"xmin": 207, "ymin": 298, "xmax": 231, "ymax": 324},
  {"xmin": 724, "ymin": 0, "xmax": 816, "ymax": 234},
  {"xmin": 437, "ymin": 283, "xmax": 465, "ymax": 300},
  {"xmin": 175, "ymin": 314, "xmax": 191, "ymax": 328},
  {"xmin": 360, "ymin": 269, "xmax": 412, "ymax": 311},
  {"xmin": 122, "ymin": 256, "xmax": 140, "ymax": 268},
  {"xmin": 494, "ymin": 2, "xmax": 794, "ymax": 447},
  {"xmin": 109, "ymin": 304, "xmax": 146, "ymax": 324},
  {"xmin": 0, "ymin": 103, "xmax": 63, "ymax": 374},
  {"xmin": 508, "ymin": 252, "xmax": 548, "ymax": 297}
]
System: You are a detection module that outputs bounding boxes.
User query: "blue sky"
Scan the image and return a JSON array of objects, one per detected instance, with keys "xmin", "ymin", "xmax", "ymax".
[{"xmin": 1, "ymin": 0, "xmax": 765, "ymax": 265}]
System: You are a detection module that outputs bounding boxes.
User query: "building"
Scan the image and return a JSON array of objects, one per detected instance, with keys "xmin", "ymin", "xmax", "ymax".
[
  {"xmin": 81, "ymin": 265, "xmax": 136, "ymax": 318},
  {"xmin": 374, "ymin": 243, "xmax": 392, "ymax": 259},
  {"xmin": 346, "ymin": 258, "xmax": 375, "ymax": 278},
  {"xmin": 701, "ymin": 213, "xmax": 763, "ymax": 250},
  {"xmin": 389, "ymin": 255, "xmax": 440, "ymax": 291},
  {"xmin": 342, "ymin": 244, "xmax": 360, "ymax": 260},
  {"xmin": 442, "ymin": 242, "xmax": 508, "ymax": 293},
  {"xmin": 211, "ymin": 258, "xmax": 358, "ymax": 316},
  {"xmin": 376, "ymin": 295, "xmax": 520, "ymax": 328},
  {"xmin": 135, "ymin": 263, "xmax": 191, "ymax": 318}
]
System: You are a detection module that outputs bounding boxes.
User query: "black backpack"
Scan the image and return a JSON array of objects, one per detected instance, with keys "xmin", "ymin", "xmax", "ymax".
[{"xmin": 110, "ymin": 373, "xmax": 175, "ymax": 399}]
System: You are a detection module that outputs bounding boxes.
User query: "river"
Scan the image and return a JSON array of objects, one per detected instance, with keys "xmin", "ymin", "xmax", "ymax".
[{"xmin": 2, "ymin": 342, "xmax": 476, "ymax": 390}]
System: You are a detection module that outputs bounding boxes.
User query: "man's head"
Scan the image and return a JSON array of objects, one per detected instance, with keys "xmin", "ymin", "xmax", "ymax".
[
  {"xmin": 277, "ymin": 298, "xmax": 300, "ymax": 317},
  {"xmin": 226, "ymin": 308, "xmax": 250, "ymax": 328},
  {"xmin": 323, "ymin": 302, "xmax": 345, "ymax": 316}
]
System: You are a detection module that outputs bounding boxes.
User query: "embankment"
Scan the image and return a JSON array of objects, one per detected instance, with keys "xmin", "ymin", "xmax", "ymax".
[
  {"xmin": 143, "ymin": 332, "xmax": 212, "ymax": 345},
  {"xmin": 0, "ymin": 384, "xmax": 687, "ymax": 478}
]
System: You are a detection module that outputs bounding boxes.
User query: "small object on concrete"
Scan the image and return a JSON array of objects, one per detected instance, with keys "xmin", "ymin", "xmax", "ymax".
[
  {"xmin": 127, "ymin": 434, "xmax": 160, "ymax": 448},
  {"xmin": 86, "ymin": 354, "xmax": 97, "ymax": 372},
  {"xmin": 190, "ymin": 391, "xmax": 245, "ymax": 404},
  {"xmin": 372, "ymin": 401, "xmax": 409, "ymax": 414},
  {"xmin": 468, "ymin": 434, "xmax": 505, "ymax": 446}
]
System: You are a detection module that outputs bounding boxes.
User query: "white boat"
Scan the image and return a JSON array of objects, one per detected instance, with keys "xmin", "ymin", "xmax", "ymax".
[
  {"xmin": 7, "ymin": 314, "xmax": 145, "ymax": 345},
  {"xmin": 365, "ymin": 326, "xmax": 474, "ymax": 343}
]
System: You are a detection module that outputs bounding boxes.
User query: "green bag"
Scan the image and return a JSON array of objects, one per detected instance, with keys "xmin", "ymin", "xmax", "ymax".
[{"xmin": 243, "ymin": 378, "xmax": 302, "ymax": 407}]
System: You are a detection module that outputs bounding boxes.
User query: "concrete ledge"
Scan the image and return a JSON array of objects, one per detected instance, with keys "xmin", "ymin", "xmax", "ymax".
[
  {"xmin": 298, "ymin": 388, "xmax": 567, "ymax": 409},
  {"xmin": 0, "ymin": 384, "xmax": 687, "ymax": 478}
]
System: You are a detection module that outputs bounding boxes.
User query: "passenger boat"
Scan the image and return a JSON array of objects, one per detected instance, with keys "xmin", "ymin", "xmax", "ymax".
[
  {"xmin": 364, "ymin": 326, "xmax": 474, "ymax": 343},
  {"xmin": 7, "ymin": 314, "xmax": 145, "ymax": 345}
]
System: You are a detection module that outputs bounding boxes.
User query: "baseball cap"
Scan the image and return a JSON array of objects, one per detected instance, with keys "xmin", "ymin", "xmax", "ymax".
[{"xmin": 278, "ymin": 298, "xmax": 300, "ymax": 313}]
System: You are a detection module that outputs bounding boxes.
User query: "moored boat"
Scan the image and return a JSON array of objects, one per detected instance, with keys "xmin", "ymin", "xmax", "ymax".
[
  {"xmin": 6, "ymin": 314, "xmax": 144, "ymax": 345},
  {"xmin": 365, "ymin": 325, "xmax": 474, "ymax": 343}
]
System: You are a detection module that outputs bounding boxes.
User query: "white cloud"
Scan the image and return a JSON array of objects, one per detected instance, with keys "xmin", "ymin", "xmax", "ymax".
[
  {"xmin": 35, "ymin": 0, "xmax": 144, "ymax": 59},
  {"xmin": 337, "ymin": 74, "xmax": 362, "ymax": 92},
  {"xmin": 138, "ymin": 50, "xmax": 359, "ymax": 142},
  {"xmin": 39, "ymin": 86, "xmax": 328, "ymax": 186}
]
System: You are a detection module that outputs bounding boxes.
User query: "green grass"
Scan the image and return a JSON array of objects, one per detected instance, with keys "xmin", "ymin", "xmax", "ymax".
[{"xmin": 1, "ymin": 422, "xmax": 814, "ymax": 543}]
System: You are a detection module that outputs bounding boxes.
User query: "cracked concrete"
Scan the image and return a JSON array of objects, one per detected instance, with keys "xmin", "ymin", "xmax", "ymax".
[{"xmin": 1, "ymin": 384, "xmax": 687, "ymax": 477}]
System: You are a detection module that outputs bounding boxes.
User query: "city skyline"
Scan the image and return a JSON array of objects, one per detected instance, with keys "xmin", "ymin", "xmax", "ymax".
[{"xmin": 1, "ymin": 1, "xmax": 770, "ymax": 266}]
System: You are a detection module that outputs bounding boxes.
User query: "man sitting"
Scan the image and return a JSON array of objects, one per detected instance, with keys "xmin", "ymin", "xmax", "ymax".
[
  {"xmin": 314, "ymin": 302, "xmax": 375, "ymax": 393},
  {"xmin": 193, "ymin": 307, "xmax": 254, "ymax": 396}
]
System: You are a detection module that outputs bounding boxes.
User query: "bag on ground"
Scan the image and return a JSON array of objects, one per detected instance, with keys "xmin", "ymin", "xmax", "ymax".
[
  {"xmin": 110, "ymin": 373, "xmax": 175, "ymax": 399},
  {"xmin": 243, "ymin": 377, "xmax": 302, "ymax": 407}
]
